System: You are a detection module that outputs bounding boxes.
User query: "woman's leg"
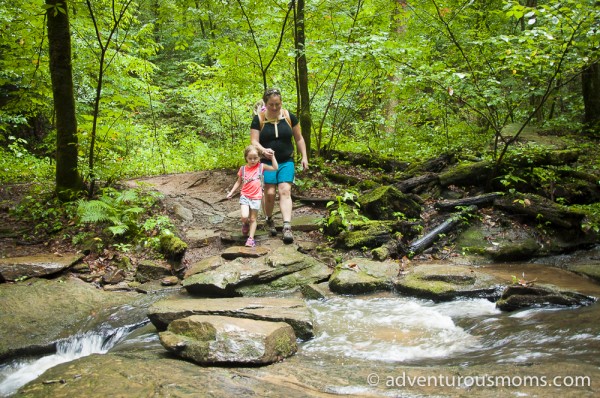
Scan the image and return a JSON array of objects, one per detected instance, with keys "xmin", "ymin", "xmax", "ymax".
[
  {"xmin": 278, "ymin": 182, "xmax": 294, "ymax": 243},
  {"xmin": 278, "ymin": 182, "xmax": 293, "ymax": 223}
]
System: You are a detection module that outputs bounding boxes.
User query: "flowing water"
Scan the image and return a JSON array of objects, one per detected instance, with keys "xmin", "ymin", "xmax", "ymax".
[
  {"xmin": 0, "ymin": 322, "xmax": 145, "ymax": 396},
  {"xmin": 1, "ymin": 263, "xmax": 599, "ymax": 396},
  {"xmin": 301, "ymin": 294, "xmax": 600, "ymax": 367}
]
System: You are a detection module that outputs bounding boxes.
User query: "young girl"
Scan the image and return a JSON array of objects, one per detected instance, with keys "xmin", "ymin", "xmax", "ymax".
[{"xmin": 227, "ymin": 145, "xmax": 278, "ymax": 247}]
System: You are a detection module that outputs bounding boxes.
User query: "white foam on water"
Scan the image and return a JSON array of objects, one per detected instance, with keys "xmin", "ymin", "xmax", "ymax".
[
  {"xmin": 302, "ymin": 297, "xmax": 496, "ymax": 362},
  {"xmin": 0, "ymin": 327, "xmax": 131, "ymax": 396}
]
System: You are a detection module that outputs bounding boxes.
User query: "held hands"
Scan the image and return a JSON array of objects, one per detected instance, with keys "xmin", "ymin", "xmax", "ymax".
[{"xmin": 261, "ymin": 148, "xmax": 275, "ymax": 159}]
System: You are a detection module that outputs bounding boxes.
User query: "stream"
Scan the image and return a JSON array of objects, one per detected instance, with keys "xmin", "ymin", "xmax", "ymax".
[{"xmin": 1, "ymin": 262, "xmax": 599, "ymax": 396}]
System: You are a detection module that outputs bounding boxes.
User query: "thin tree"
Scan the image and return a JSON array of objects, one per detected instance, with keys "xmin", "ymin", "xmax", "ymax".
[
  {"xmin": 293, "ymin": 0, "xmax": 312, "ymax": 158},
  {"xmin": 85, "ymin": 0, "xmax": 135, "ymax": 196},
  {"xmin": 45, "ymin": 0, "xmax": 84, "ymax": 200}
]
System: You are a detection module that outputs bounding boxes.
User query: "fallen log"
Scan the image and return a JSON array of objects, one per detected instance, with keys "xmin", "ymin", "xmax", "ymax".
[
  {"xmin": 394, "ymin": 172, "xmax": 439, "ymax": 193},
  {"xmin": 493, "ymin": 193, "xmax": 584, "ymax": 229},
  {"xmin": 435, "ymin": 192, "xmax": 503, "ymax": 211},
  {"xmin": 407, "ymin": 205, "xmax": 478, "ymax": 256}
]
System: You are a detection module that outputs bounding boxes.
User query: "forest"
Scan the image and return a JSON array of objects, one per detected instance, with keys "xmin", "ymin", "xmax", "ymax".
[{"xmin": 1, "ymin": 0, "xmax": 600, "ymax": 254}]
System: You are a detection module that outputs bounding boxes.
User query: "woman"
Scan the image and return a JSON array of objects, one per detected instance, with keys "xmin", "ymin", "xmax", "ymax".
[{"xmin": 250, "ymin": 88, "xmax": 308, "ymax": 243}]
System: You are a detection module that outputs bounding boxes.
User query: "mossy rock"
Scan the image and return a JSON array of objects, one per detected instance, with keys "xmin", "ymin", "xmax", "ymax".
[
  {"xmin": 159, "ymin": 233, "xmax": 188, "ymax": 260},
  {"xmin": 394, "ymin": 263, "xmax": 503, "ymax": 301},
  {"xmin": 358, "ymin": 185, "xmax": 421, "ymax": 220},
  {"xmin": 337, "ymin": 221, "xmax": 393, "ymax": 249},
  {"xmin": 329, "ymin": 258, "xmax": 399, "ymax": 294}
]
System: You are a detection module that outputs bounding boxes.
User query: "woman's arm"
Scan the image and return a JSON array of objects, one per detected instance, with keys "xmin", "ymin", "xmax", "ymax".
[
  {"xmin": 250, "ymin": 129, "xmax": 274, "ymax": 160},
  {"xmin": 292, "ymin": 124, "xmax": 308, "ymax": 170}
]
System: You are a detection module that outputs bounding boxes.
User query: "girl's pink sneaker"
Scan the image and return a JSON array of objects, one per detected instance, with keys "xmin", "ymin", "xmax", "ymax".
[{"xmin": 245, "ymin": 237, "xmax": 256, "ymax": 247}]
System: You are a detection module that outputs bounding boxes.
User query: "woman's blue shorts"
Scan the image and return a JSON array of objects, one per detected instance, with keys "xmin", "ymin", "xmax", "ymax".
[{"xmin": 263, "ymin": 160, "xmax": 295, "ymax": 185}]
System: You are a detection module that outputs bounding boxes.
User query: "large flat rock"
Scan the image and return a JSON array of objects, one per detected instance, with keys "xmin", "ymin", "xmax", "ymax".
[{"xmin": 147, "ymin": 296, "xmax": 313, "ymax": 340}]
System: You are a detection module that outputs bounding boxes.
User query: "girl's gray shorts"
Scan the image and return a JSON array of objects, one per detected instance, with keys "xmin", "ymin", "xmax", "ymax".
[{"xmin": 240, "ymin": 195, "xmax": 261, "ymax": 210}]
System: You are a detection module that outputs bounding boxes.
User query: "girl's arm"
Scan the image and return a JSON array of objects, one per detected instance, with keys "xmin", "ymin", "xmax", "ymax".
[
  {"xmin": 263, "ymin": 155, "xmax": 278, "ymax": 171},
  {"xmin": 227, "ymin": 176, "xmax": 242, "ymax": 199}
]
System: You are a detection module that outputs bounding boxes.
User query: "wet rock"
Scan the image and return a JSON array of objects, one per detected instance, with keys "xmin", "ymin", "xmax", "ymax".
[
  {"xmin": 135, "ymin": 260, "xmax": 172, "ymax": 283},
  {"xmin": 337, "ymin": 221, "xmax": 393, "ymax": 249},
  {"xmin": 159, "ymin": 315, "xmax": 297, "ymax": 365},
  {"xmin": 300, "ymin": 282, "xmax": 334, "ymax": 300},
  {"xmin": 147, "ymin": 296, "xmax": 313, "ymax": 340},
  {"xmin": 329, "ymin": 258, "xmax": 400, "ymax": 294},
  {"xmin": 0, "ymin": 253, "xmax": 84, "ymax": 282},
  {"xmin": 394, "ymin": 262, "xmax": 503, "ymax": 301},
  {"xmin": 0, "ymin": 277, "xmax": 140, "ymax": 360},
  {"xmin": 495, "ymin": 284, "xmax": 597, "ymax": 311}
]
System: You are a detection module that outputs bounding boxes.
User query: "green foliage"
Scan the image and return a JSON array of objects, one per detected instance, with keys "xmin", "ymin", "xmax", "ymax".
[
  {"xmin": 9, "ymin": 184, "xmax": 77, "ymax": 238},
  {"xmin": 1, "ymin": 0, "xmax": 599, "ymax": 190},
  {"xmin": 324, "ymin": 190, "xmax": 369, "ymax": 232},
  {"xmin": 76, "ymin": 187, "xmax": 168, "ymax": 241}
]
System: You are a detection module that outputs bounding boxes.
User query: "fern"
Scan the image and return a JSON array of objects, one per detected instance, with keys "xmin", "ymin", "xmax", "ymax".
[{"xmin": 77, "ymin": 199, "xmax": 114, "ymax": 223}]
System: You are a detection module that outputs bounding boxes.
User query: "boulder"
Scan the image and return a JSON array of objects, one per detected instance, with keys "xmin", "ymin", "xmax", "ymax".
[
  {"xmin": 0, "ymin": 253, "xmax": 84, "ymax": 282},
  {"xmin": 182, "ymin": 246, "xmax": 328, "ymax": 297},
  {"xmin": 329, "ymin": 258, "xmax": 400, "ymax": 294},
  {"xmin": 135, "ymin": 260, "xmax": 172, "ymax": 283},
  {"xmin": 358, "ymin": 185, "xmax": 421, "ymax": 220},
  {"xmin": 495, "ymin": 284, "xmax": 597, "ymax": 311},
  {"xmin": 394, "ymin": 263, "xmax": 503, "ymax": 301},
  {"xmin": 147, "ymin": 296, "xmax": 314, "ymax": 340},
  {"xmin": 159, "ymin": 315, "xmax": 297, "ymax": 365}
]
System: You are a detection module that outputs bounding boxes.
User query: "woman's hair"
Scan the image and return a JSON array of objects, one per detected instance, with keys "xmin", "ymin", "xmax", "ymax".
[
  {"xmin": 244, "ymin": 144, "xmax": 259, "ymax": 159},
  {"xmin": 262, "ymin": 88, "xmax": 281, "ymax": 104}
]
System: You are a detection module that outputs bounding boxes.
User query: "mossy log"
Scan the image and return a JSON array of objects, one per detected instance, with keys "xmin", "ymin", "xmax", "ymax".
[
  {"xmin": 493, "ymin": 193, "xmax": 585, "ymax": 229},
  {"xmin": 326, "ymin": 149, "xmax": 409, "ymax": 172},
  {"xmin": 503, "ymin": 148, "xmax": 580, "ymax": 167},
  {"xmin": 403, "ymin": 152, "xmax": 456, "ymax": 176},
  {"xmin": 438, "ymin": 149, "xmax": 582, "ymax": 188},
  {"xmin": 394, "ymin": 172, "xmax": 439, "ymax": 193},
  {"xmin": 407, "ymin": 205, "xmax": 478, "ymax": 256},
  {"xmin": 435, "ymin": 192, "xmax": 504, "ymax": 211},
  {"xmin": 438, "ymin": 160, "xmax": 495, "ymax": 187}
]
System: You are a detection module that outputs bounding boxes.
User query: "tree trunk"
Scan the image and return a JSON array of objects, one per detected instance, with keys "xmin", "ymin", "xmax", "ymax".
[
  {"xmin": 294, "ymin": 0, "xmax": 312, "ymax": 158},
  {"xmin": 582, "ymin": 63, "xmax": 600, "ymax": 134},
  {"xmin": 46, "ymin": 0, "xmax": 83, "ymax": 200}
]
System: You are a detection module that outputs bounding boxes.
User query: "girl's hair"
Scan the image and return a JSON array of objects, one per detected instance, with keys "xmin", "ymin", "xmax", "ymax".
[
  {"xmin": 253, "ymin": 100, "xmax": 265, "ymax": 115},
  {"xmin": 244, "ymin": 144, "xmax": 259, "ymax": 159},
  {"xmin": 262, "ymin": 88, "xmax": 281, "ymax": 104}
]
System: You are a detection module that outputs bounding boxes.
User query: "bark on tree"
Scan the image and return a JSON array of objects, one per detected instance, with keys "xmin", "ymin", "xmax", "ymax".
[
  {"xmin": 582, "ymin": 63, "xmax": 600, "ymax": 134},
  {"xmin": 294, "ymin": 0, "xmax": 312, "ymax": 159},
  {"xmin": 46, "ymin": 0, "xmax": 83, "ymax": 199}
]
